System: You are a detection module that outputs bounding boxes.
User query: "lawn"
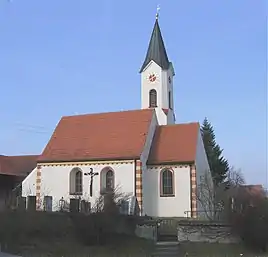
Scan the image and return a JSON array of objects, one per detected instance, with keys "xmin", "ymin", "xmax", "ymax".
[
  {"xmin": 179, "ymin": 242, "xmax": 267, "ymax": 257},
  {"xmin": 4, "ymin": 236, "xmax": 154, "ymax": 257},
  {"xmin": 5, "ymin": 240, "xmax": 268, "ymax": 257}
]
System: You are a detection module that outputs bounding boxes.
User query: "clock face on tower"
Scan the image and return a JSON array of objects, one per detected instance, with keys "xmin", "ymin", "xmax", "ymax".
[{"xmin": 148, "ymin": 73, "xmax": 158, "ymax": 83}]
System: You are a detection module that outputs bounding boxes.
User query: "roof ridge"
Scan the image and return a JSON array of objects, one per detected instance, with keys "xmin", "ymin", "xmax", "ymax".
[
  {"xmin": 158, "ymin": 122, "xmax": 199, "ymax": 128},
  {"xmin": 6, "ymin": 154, "xmax": 39, "ymax": 157},
  {"xmin": 243, "ymin": 184, "xmax": 263, "ymax": 187},
  {"xmin": 62, "ymin": 109, "xmax": 152, "ymax": 119}
]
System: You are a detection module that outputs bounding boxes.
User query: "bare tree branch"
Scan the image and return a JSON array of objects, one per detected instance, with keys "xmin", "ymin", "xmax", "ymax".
[
  {"xmin": 226, "ymin": 166, "xmax": 245, "ymax": 188},
  {"xmin": 92, "ymin": 185, "xmax": 132, "ymax": 214},
  {"xmin": 196, "ymin": 171, "xmax": 216, "ymax": 221},
  {"xmin": 196, "ymin": 167, "xmax": 246, "ymax": 224}
]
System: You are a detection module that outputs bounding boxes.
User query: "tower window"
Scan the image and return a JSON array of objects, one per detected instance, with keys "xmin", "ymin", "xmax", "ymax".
[
  {"xmin": 168, "ymin": 91, "xmax": 172, "ymax": 109},
  {"xmin": 149, "ymin": 89, "xmax": 157, "ymax": 108}
]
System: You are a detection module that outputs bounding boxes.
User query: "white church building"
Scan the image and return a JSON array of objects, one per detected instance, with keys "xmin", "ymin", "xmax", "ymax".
[{"xmin": 22, "ymin": 15, "xmax": 212, "ymax": 218}]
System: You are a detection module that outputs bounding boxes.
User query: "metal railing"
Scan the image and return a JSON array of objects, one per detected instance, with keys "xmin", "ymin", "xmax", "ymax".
[{"xmin": 184, "ymin": 210, "xmax": 224, "ymax": 221}]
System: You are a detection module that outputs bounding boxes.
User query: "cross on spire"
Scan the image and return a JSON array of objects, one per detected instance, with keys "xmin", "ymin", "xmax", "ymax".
[{"xmin": 156, "ymin": 5, "xmax": 160, "ymax": 20}]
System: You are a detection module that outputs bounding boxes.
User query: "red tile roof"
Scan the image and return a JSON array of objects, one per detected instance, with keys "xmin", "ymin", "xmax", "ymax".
[
  {"xmin": 148, "ymin": 123, "xmax": 200, "ymax": 164},
  {"xmin": 162, "ymin": 109, "xmax": 168, "ymax": 115},
  {"xmin": 241, "ymin": 184, "xmax": 266, "ymax": 198},
  {"xmin": 0, "ymin": 155, "xmax": 38, "ymax": 176},
  {"xmin": 38, "ymin": 109, "xmax": 154, "ymax": 162}
]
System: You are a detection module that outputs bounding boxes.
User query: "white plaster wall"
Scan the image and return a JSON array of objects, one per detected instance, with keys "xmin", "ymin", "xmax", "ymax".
[
  {"xmin": 141, "ymin": 61, "xmax": 162, "ymax": 109},
  {"xmin": 140, "ymin": 111, "xmax": 158, "ymax": 215},
  {"xmin": 195, "ymin": 129, "xmax": 214, "ymax": 219},
  {"xmin": 22, "ymin": 162, "xmax": 135, "ymax": 212},
  {"xmin": 141, "ymin": 61, "xmax": 175, "ymax": 125},
  {"xmin": 167, "ymin": 111, "xmax": 176, "ymax": 124},
  {"xmin": 143, "ymin": 165, "xmax": 191, "ymax": 217},
  {"xmin": 154, "ymin": 108, "xmax": 167, "ymax": 125},
  {"xmin": 161, "ymin": 69, "xmax": 169, "ymax": 110},
  {"xmin": 22, "ymin": 167, "xmax": 37, "ymax": 196},
  {"xmin": 166, "ymin": 67, "xmax": 175, "ymax": 124}
]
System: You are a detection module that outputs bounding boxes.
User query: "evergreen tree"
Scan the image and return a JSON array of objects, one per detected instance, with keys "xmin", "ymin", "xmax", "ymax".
[{"xmin": 201, "ymin": 118, "xmax": 229, "ymax": 186}]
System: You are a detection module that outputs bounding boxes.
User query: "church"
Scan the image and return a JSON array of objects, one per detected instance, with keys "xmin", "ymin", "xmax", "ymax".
[{"xmin": 22, "ymin": 15, "xmax": 212, "ymax": 218}]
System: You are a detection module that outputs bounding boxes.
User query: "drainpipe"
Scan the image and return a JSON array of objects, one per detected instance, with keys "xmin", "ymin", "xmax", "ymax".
[{"xmin": 134, "ymin": 159, "xmax": 137, "ymax": 197}]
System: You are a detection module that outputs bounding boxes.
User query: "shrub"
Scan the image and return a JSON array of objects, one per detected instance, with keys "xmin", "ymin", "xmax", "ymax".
[
  {"xmin": 231, "ymin": 195, "xmax": 268, "ymax": 252},
  {"xmin": 0, "ymin": 211, "xmax": 142, "ymax": 248}
]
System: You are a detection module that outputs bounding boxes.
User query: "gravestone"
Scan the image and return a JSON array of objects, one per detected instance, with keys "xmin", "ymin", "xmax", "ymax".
[
  {"xmin": 80, "ymin": 200, "xmax": 86, "ymax": 213},
  {"xmin": 27, "ymin": 196, "xmax": 36, "ymax": 211},
  {"xmin": 86, "ymin": 201, "xmax": 91, "ymax": 213},
  {"xmin": 70, "ymin": 198, "xmax": 80, "ymax": 213},
  {"xmin": 120, "ymin": 200, "xmax": 129, "ymax": 215},
  {"xmin": 9, "ymin": 194, "xmax": 17, "ymax": 210},
  {"xmin": 43, "ymin": 196, "xmax": 53, "ymax": 211},
  {"xmin": 81, "ymin": 201, "xmax": 91, "ymax": 214},
  {"xmin": 17, "ymin": 196, "xmax": 26, "ymax": 211}
]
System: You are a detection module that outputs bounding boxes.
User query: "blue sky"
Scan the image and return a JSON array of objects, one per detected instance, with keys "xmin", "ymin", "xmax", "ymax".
[{"xmin": 0, "ymin": 0, "xmax": 266, "ymax": 186}]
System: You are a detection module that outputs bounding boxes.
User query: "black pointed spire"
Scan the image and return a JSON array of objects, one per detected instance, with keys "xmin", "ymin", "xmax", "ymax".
[{"xmin": 140, "ymin": 18, "xmax": 170, "ymax": 73}]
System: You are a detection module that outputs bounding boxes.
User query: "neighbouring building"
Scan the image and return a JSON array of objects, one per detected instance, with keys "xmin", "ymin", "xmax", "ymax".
[
  {"xmin": 0, "ymin": 155, "xmax": 38, "ymax": 210},
  {"xmin": 21, "ymin": 14, "xmax": 213, "ymax": 218},
  {"xmin": 225, "ymin": 184, "xmax": 266, "ymax": 212}
]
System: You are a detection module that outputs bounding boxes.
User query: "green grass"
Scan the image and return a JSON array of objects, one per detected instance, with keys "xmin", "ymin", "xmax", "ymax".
[
  {"xmin": 179, "ymin": 242, "xmax": 267, "ymax": 257},
  {"xmin": 5, "ymin": 235, "xmax": 154, "ymax": 257},
  {"xmin": 6, "ymin": 240, "xmax": 268, "ymax": 257}
]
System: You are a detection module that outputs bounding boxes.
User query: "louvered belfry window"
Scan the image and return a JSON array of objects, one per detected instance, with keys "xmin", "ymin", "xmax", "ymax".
[{"xmin": 149, "ymin": 89, "xmax": 157, "ymax": 108}]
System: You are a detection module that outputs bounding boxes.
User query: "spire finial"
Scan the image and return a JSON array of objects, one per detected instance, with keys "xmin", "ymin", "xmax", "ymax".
[{"xmin": 156, "ymin": 5, "xmax": 160, "ymax": 20}]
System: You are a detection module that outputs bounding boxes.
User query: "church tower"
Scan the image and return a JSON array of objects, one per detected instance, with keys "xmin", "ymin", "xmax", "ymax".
[{"xmin": 140, "ymin": 13, "xmax": 175, "ymax": 125}]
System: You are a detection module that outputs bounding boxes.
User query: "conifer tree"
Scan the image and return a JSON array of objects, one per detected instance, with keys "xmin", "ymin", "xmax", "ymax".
[{"xmin": 201, "ymin": 118, "xmax": 229, "ymax": 186}]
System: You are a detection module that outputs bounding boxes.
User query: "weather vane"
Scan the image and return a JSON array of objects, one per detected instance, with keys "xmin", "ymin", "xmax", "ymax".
[{"xmin": 156, "ymin": 5, "xmax": 160, "ymax": 19}]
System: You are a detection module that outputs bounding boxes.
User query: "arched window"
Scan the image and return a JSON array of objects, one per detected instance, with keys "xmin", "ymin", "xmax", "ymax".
[
  {"xmin": 149, "ymin": 89, "xmax": 157, "ymax": 108},
  {"xmin": 100, "ymin": 167, "xmax": 115, "ymax": 193},
  {"xmin": 75, "ymin": 170, "xmax": 83, "ymax": 194},
  {"xmin": 106, "ymin": 170, "xmax": 114, "ymax": 190},
  {"xmin": 160, "ymin": 169, "xmax": 174, "ymax": 197},
  {"xmin": 69, "ymin": 168, "xmax": 83, "ymax": 195}
]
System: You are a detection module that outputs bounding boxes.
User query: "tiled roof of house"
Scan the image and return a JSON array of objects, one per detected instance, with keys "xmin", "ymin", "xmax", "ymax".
[
  {"xmin": 162, "ymin": 108, "xmax": 168, "ymax": 115},
  {"xmin": 0, "ymin": 155, "xmax": 38, "ymax": 176},
  {"xmin": 38, "ymin": 109, "xmax": 154, "ymax": 163},
  {"xmin": 147, "ymin": 122, "xmax": 200, "ymax": 165},
  {"xmin": 239, "ymin": 184, "xmax": 266, "ymax": 198}
]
